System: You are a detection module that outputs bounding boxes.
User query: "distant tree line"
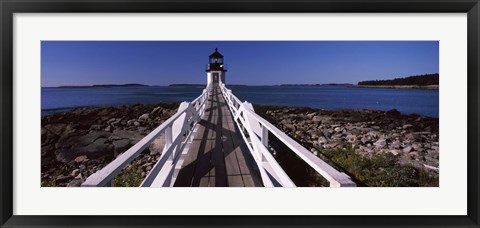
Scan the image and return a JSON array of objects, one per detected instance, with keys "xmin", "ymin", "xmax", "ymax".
[{"xmin": 357, "ymin": 73, "xmax": 439, "ymax": 86}]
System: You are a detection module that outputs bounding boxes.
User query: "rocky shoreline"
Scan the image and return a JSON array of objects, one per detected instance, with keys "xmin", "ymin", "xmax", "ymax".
[
  {"xmin": 42, "ymin": 103, "xmax": 439, "ymax": 187},
  {"xmin": 41, "ymin": 103, "xmax": 179, "ymax": 187},
  {"xmin": 254, "ymin": 105, "xmax": 439, "ymax": 186}
]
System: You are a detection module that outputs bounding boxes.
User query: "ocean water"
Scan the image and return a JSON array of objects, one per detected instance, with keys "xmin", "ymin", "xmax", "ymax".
[{"xmin": 41, "ymin": 85, "xmax": 439, "ymax": 117}]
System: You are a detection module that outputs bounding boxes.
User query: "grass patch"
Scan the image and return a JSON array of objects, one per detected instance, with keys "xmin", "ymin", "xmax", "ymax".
[
  {"xmin": 113, "ymin": 164, "xmax": 143, "ymax": 187},
  {"xmin": 318, "ymin": 146, "xmax": 438, "ymax": 187},
  {"xmin": 44, "ymin": 169, "xmax": 62, "ymax": 187}
]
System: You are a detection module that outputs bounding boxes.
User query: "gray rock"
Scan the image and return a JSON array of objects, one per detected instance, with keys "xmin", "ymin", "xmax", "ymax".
[
  {"xmin": 104, "ymin": 125, "xmax": 112, "ymax": 132},
  {"xmin": 149, "ymin": 135, "xmax": 166, "ymax": 155},
  {"xmin": 403, "ymin": 146, "xmax": 413, "ymax": 153},
  {"xmin": 359, "ymin": 146, "xmax": 372, "ymax": 153},
  {"xmin": 317, "ymin": 136, "xmax": 328, "ymax": 145},
  {"xmin": 367, "ymin": 131, "xmax": 380, "ymax": 138},
  {"xmin": 334, "ymin": 127, "xmax": 343, "ymax": 133},
  {"xmin": 113, "ymin": 139, "xmax": 131, "ymax": 156},
  {"xmin": 74, "ymin": 155, "xmax": 88, "ymax": 163},
  {"xmin": 44, "ymin": 123, "xmax": 67, "ymax": 136},
  {"xmin": 404, "ymin": 133, "xmax": 416, "ymax": 140},
  {"xmin": 71, "ymin": 169, "xmax": 80, "ymax": 177},
  {"xmin": 403, "ymin": 124, "xmax": 413, "ymax": 129},
  {"xmin": 332, "ymin": 134, "xmax": 343, "ymax": 140},
  {"xmin": 56, "ymin": 131, "xmax": 111, "ymax": 149},
  {"xmin": 349, "ymin": 128, "xmax": 362, "ymax": 136},
  {"xmin": 55, "ymin": 175, "xmax": 70, "ymax": 184},
  {"xmin": 360, "ymin": 136, "xmax": 370, "ymax": 144},
  {"xmin": 284, "ymin": 124, "xmax": 295, "ymax": 131},
  {"xmin": 345, "ymin": 134, "xmax": 356, "ymax": 143},
  {"xmin": 330, "ymin": 124, "xmax": 341, "ymax": 128},
  {"xmin": 67, "ymin": 179, "xmax": 83, "ymax": 187},
  {"xmin": 409, "ymin": 151, "xmax": 419, "ymax": 157},
  {"xmin": 111, "ymin": 129, "xmax": 144, "ymax": 142},
  {"xmin": 321, "ymin": 130, "xmax": 331, "ymax": 138},
  {"xmin": 146, "ymin": 166, "xmax": 152, "ymax": 172},
  {"xmin": 323, "ymin": 143, "xmax": 338, "ymax": 149},
  {"xmin": 151, "ymin": 107, "xmax": 162, "ymax": 115},
  {"xmin": 374, "ymin": 139, "xmax": 387, "ymax": 148},
  {"xmin": 312, "ymin": 115, "xmax": 322, "ymax": 123},
  {"xmin": 412, "ymin": 143, "xmax": 422, "ymax": 151},
  {"xmin": 389, "ymin": 149, "xmax": 402, "ymax": 156},
  {"xmin": 139, "ymin": 113, "xmax": 150, "ymax": 121},
  {"xmin": 385, "ymin": 109, "xmax": 400, "ymax": 116},
  {"xmin": 90, "ymin": 125, "xmax": 102, "ymax": 130},
  {"xmin": 390, "ymin": 141, "xmax": 401, "ymax": 149},
  {"xmin": 55, "ymin": 131, "xmax": 113, "ymax": 162},
  {"xmin": 41, "ymin": 144, "xmax": 54, "ymax": 157}
]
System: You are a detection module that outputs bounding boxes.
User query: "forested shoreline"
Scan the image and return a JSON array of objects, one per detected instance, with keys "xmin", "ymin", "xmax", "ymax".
[{"xmin": 358, "ymin": 73, "xmax": 439, "ymax": 86}]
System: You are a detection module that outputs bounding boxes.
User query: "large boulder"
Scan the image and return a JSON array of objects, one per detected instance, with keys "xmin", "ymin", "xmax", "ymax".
[
  {"xmin": 149, "ymin": 134, "xmax": 166, "ymax": 155},
  {"xmin": 113, "ymin": 139, "xmax": 131, "ymax": 156},
  {"xmin": 111, "ymin": 129, "xmax": 144, "ymax": 143},
  {"xmin": 385, "ymin": 109, "xmax": 401, "ymax": 116},
  {"xmin": 55, "ymin": 131, "xmax": 113, "ymax": 162},
  {"xmin": 139, "ymin": 113, "xmax": 150, "ymax": 121}
]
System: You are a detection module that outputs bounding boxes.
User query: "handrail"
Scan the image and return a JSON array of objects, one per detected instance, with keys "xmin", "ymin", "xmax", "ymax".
[
  {"xmin": 219, "ymin": 82, "xmax": 356, "ymax": 187},
  {"xmin": 82, "ymin": 85, "xmax": 211, "ymax": 187}
]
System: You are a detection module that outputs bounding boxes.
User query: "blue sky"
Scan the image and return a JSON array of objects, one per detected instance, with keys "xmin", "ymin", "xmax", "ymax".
[{"xmin": 41, "ymin": 41, "xmax": 438, "ymax": 87}]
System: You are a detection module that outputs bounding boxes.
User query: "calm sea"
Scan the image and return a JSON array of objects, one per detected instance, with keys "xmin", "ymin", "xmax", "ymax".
[{"xmin": 41, "ymin": 85, "xmax": 439, "ymax": 118}]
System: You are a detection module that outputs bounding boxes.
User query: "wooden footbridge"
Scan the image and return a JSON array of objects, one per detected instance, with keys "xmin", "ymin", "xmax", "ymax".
[
  {"xmin": 82, "ymin": 48, "xmax": 355, "ymax": 187},
  {"xmin": 82, "ymin": 82, "xmax": 356, "ymax": 187}
]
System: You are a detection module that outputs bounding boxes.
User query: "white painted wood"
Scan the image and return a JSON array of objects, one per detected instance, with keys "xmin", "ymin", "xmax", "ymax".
[
  {"xmin": 218, "ymin": 82, "xmax": 356, "ymax": 187},
  {"xmin": 82, "ymin": 88, "xmax": 210, "ymax": 187},
  {"xmin": 261, "ymin": 125, "xmax": 269, "ymax": 148},
  {"xmin": 239, "ymin": 105, "xmax": 295, "ymax": 187},
  {"xmin": 141, "ymin": 103, "xmax": 201, "ymax": 187},
  {"xmin": 243, "ymin": 103, "xmax": 262, "ymax": 137},
  {"xmin": 244, "ymin": 109, "xmax": 356, "ymax": 187},
  {"xmin": 84, "ymin": 82, "xmax": 354, "ymax": 187}
]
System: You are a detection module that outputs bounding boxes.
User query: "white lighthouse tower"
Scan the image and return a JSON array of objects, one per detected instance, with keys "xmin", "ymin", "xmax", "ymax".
[{"xmin": 206, "ymin": 48, "xmax": 227, "ymax": 86}]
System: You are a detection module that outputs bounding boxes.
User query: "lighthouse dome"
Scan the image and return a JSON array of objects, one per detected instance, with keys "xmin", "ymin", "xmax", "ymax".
[{"xmin": 209, "ymin": 48, "xmax": 223, "ymax": 58}]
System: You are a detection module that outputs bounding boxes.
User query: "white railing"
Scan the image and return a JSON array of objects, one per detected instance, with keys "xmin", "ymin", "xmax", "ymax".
[
  {"xmin": 219, "ymin": 82, "xmax": 356, "ymax": 187},
  {"xmin": 82, "ymin": 85, "xmax": 211, "ymax": 187}
]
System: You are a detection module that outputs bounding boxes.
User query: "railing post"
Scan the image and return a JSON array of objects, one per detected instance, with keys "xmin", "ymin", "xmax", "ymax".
[
  {"xmin": 261, "ymin": 125, "xmax": 269, "ymax": 162},
  {"xmin": 165, "ymin": 126, "xmax": 173, "ymax": 160},
  {"xmin": 261, "ymin": 125, "xmax": 269, "ymax": 147}
]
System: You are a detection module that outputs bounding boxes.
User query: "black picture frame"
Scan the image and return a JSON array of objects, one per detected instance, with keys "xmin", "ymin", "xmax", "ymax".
[{"xmin": 1, "ymin": 0, "xmax": 479, "ymax": 227}]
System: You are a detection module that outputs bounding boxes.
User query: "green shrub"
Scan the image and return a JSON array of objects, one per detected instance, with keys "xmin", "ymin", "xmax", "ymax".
[
  {"xmin": 318, "ymin": 146, "xmax": 437, "ymax": 187},
  {"xmin": 113, "ymin": 165, "xmax": 143, "ymax": 187}
]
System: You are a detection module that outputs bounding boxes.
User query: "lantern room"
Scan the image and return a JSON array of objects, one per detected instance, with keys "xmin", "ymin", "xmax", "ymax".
[{"xmin": 206, "ymin": 48, "xmax": 227, "ymax": 86}]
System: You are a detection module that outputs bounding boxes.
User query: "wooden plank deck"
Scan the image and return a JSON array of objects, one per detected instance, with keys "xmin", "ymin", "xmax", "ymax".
[{"xmin": 174, "ymin": 84, "xmax": 263, "ymax": 187}]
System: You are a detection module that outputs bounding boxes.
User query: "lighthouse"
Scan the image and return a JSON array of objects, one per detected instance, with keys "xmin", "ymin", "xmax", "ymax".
[{"xmin": 206, "ymin": 48, "xmax": 227, "ymax": 86}]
